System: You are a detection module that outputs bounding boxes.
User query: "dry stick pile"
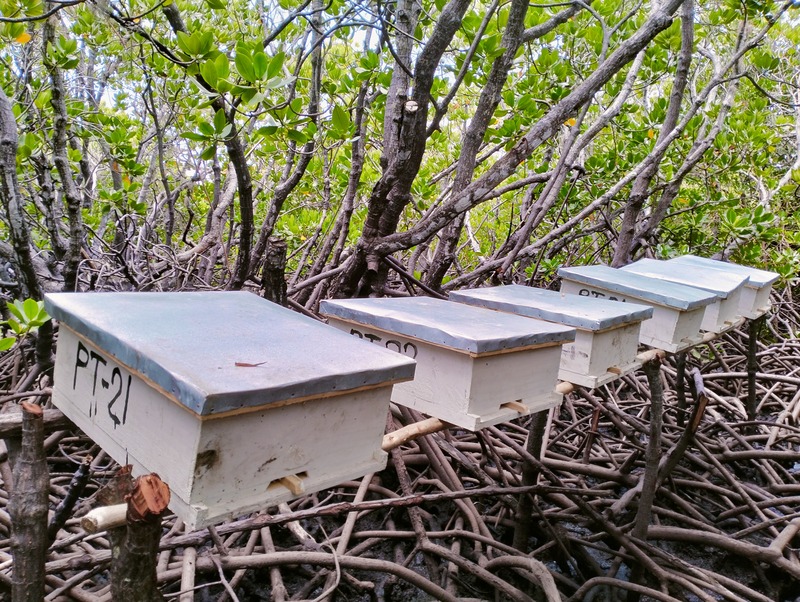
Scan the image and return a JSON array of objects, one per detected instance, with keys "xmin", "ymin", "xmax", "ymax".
[{"xmin": 0, "ymin": 290, "xmax": 800, "ymax": 601}]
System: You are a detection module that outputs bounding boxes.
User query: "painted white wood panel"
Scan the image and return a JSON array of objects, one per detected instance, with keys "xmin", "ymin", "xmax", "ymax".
[
  {"xmin": 326, "ymin": 319, "xmax": 563, "ymax": 430},
  {"xmin": 619, "ymin": 259, "xmax": 746, "ymax": 333},
  {"xmin": 53, "ymin": 327, "xmax": 201, "ymax": 500},
  {"xmin": 559, "ymin": 281, "xmax": 705, "ymax": 353},
  {"xmin": 187, "ymin": 387, "xmax": 390, "ymax": 528},
  {"xmin": 53, "ymin": 326, "xmax": 394, "ymax": 529},
  {"xmin": 557, "ymin": 324, "xmax": 642, "ymax": 387},
  {"xmin": 667, "ymin": 256, "xmax": 777, "ymax": 319},
  {"xmin": 449, "ymin": 286, "xmax": 650, "ymax": 388},
  {"xmin": 468, "ymin": 346, "xmax": 564, "ymax": 427}
]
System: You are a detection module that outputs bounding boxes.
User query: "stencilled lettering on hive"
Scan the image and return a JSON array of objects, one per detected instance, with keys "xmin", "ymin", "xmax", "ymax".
[
  {"xmin": 73, "ymin": 340, "xmax": 133, "ymax": 429},
  {"xmin": 349, "ymin": 328, "xmax": 418, "ymax": 359},
  {"xmin": 577, "ymin": 288, "xmax": 627, "ymax": 303}
]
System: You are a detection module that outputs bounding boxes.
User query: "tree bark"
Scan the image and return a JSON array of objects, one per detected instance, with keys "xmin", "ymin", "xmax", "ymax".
[
  {"xmin": 334, "ymin": 0, "xmax": 686, "ymax": 297},
  {"xmin": 613, "ymin": 0, "xmax": 694, "ymax": 267},
  {"xmin": 8, "ymin": 403, "xmax": 49, "ymax": 602},
  {"xmin": 261, "ymin": 237, "xmax": 288, "ymax": 306},
  {"xmin": 627, "ymin": 358, "xmax": 664, "ymax": 601},
  {"xmin": 425, "ymin": 3, "xmax": 580, "ymax": 289},
  {"xmin": 332, "ymin": 0, "xmax": 471, "ymax": 297},
  {"xmin": 44, "ymin": 14, "xmax": 85, "ymax": 292},
  {"xmin": 250, "ymin": 0, "xmax": 322, "ymax": 272},
  {"xmin": 512, "ymin": 409, "xmax": 549, "ymax": 551},
  {"xmin": 162, "ymin": 3, "xmax": 254, "ymax": 291},
  {"xmin": 98, "ymin": 468, "xmax": 168, "ymax": 602},
  {"xmin": 0, "ymin": 86, "xmax": 43, "ymax": 300}
]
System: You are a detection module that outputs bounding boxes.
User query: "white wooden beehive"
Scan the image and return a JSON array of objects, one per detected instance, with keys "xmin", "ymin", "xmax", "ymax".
[
  {"xmin": 666, "ymin": 255, "xmax": 777, "ymax": 319},
  {"xmin": 619, "ymin": 258, "xmax": 748, "ymax": 333},
  {"xmin": 45, "ymin": 291, "xmax": 415, "ymax": 529},
  {"xmin": 319, "ymin": 297, "xmax": 576, "ymax": 431},
  {"xmin": 449, "ymin": 285, "xmax": 654, "ymax": 388},
  {"xmin": 557, "ymin": 265, "xmax": 716, "ymax": 353}
]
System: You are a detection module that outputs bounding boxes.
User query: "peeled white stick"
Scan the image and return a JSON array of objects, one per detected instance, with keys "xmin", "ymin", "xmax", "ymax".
[{"xmin": 81, "ymin": 505, "xmax": 127, "ymax": 533}]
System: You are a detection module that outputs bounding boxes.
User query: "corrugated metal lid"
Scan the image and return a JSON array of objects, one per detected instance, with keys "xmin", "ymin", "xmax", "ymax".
[
  {"xmin": 620, "ymin": 258, "xmax": 748, "ymax": 298},
  {"xmin": 557, "ymin": 265, "xmax": 717, "ymax": 310},
  {"xmin": 668, "ymin": 255, "xmax": 778, "ymax": 287},
  {"xmin": 450, "ymin": 285, "xmax": 653, "ymax": 331},
  {"xmin": 46, "ymin": 291, "xmax": 416, "ymax": 416},
  {"xmin": 319, "ymin": 297, "xmax": 575, "ymax": 354}
]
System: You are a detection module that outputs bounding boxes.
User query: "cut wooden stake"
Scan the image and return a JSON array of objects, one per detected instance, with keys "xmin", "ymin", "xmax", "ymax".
[
  {"xmin": 106, "ymin": 471, "xmax": 169, "ymax": 601},
  {"xmin": 127, "ymin": 473, "xmax": 170, "ymax": 522},
  {"xmin": 0, "ymin": 407, "xmax": 71, "ymax": 438},
  {"xmin": 8, "ymin": 402, "xmax": 49, "ymax": 602}
]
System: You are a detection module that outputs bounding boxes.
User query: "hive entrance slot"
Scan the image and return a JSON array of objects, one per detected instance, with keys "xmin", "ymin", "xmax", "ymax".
[
  {"xmin": 268, "ymin": 472, "xmax": 308, "ymax": 495},
  {"xmin": 501, "ymin": 400, "xmax": 528, "ymax": 413}
]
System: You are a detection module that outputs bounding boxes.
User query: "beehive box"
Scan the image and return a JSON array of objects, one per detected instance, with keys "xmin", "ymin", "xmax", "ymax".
[
  {"xmin": 449, "ymin": 285, "xmax": 654, "ymax": 388},
  {"xmin": 620, "ymin": 258, "xmax": 748, "ymax": 333},
  {"xmin": 45, "ymin": 291, "xmax": 416, "ymax": 529},
  {"xmin": 558, "ymin": 265, "xmax": 716, "ymax": 353},
  {"xmin": 667, "ymin": 255, "xmax": 777, "ymax": 319},
  {"xmin": 319, "ymin": 297, "xmax": 576, "ymax": 431}
]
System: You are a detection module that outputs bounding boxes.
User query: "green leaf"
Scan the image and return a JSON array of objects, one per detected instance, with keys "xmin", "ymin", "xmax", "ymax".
[
  {"xmin": 488, "ymin": 46, "xmax": 507, "ymax": 60},
  {"xmin": 264, "ymin": 76, "xmax": 293, "ymax": 91},
  {"xmin": 252, "ymin": 52, "xmax": 268, "ymax": 80},
  {"xmin": 267, "ymin": 52, "xmax": 285, "ymax": 79},
  {"xmin": 181, "ymin": 131, "xmax": 208, "ymax": 141},
  {"xmin": 256, "ymin": 125, "xmax": 278, "ymax": 137},
  {"xmin": 287, "ymin": 129, "xmax": 308, "ymax": 144},
  {"xmin": 6, "ymin": 22, "xmax": 25, "ymax": 39},
  {"xmin": 206, "ymin": 0, "xmax": 226, "ymax": 8},
  {"xmin": 198, "ymin": 121, "xmax": 215, "ymax": 137},
  {"xmin": 235, "ymin": 53, "xmax": 255, "ymax": 83},
  {"xmin": 200, "ymin": 59, "xmax": 218, "ymax": 87},
  {"xmin": 0, "ymin": 337, "xmax": 15, "ymax": 352},
  {"xmin": 239, "ymin": 87, "xmax": 258, "ymax": 105},
  {"xmin": 359, "ymin": 51, "xmax": 379, "ymax": 70},
  {"xmin": 194, "ymin": 32, "xmax": 214, "ymax": 57},
  {"xmin": 7, "ymin": 318, "xmax": 22, "ymax": 335},
  {"xmin": 57, "ymin": 35, "xmax": 76, "ymax": 54},
  {"xmin": 213, "ymin": 109, "xmax": 227, "ymax": 134},
  {"xmin": 22, "ymin": 298, "xmax": 38, "ymax": 321},
  {"xmin": 200, "ymin": 145, "xmax": 217, "ymax": 160},
  {"xmin": 214, "ymin": 53, "xmax": 230, "ymax": 79},
  {"xmin": 6, "ymin": 300, "xmax": 24, "ymax": 323},
  {"xmin": 331, "ymin": 105, "xmax": 350, "ymax": 132},
  {"xmin": 176, "ymin": 31, "xmax": 193, "ymax": 56}
]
